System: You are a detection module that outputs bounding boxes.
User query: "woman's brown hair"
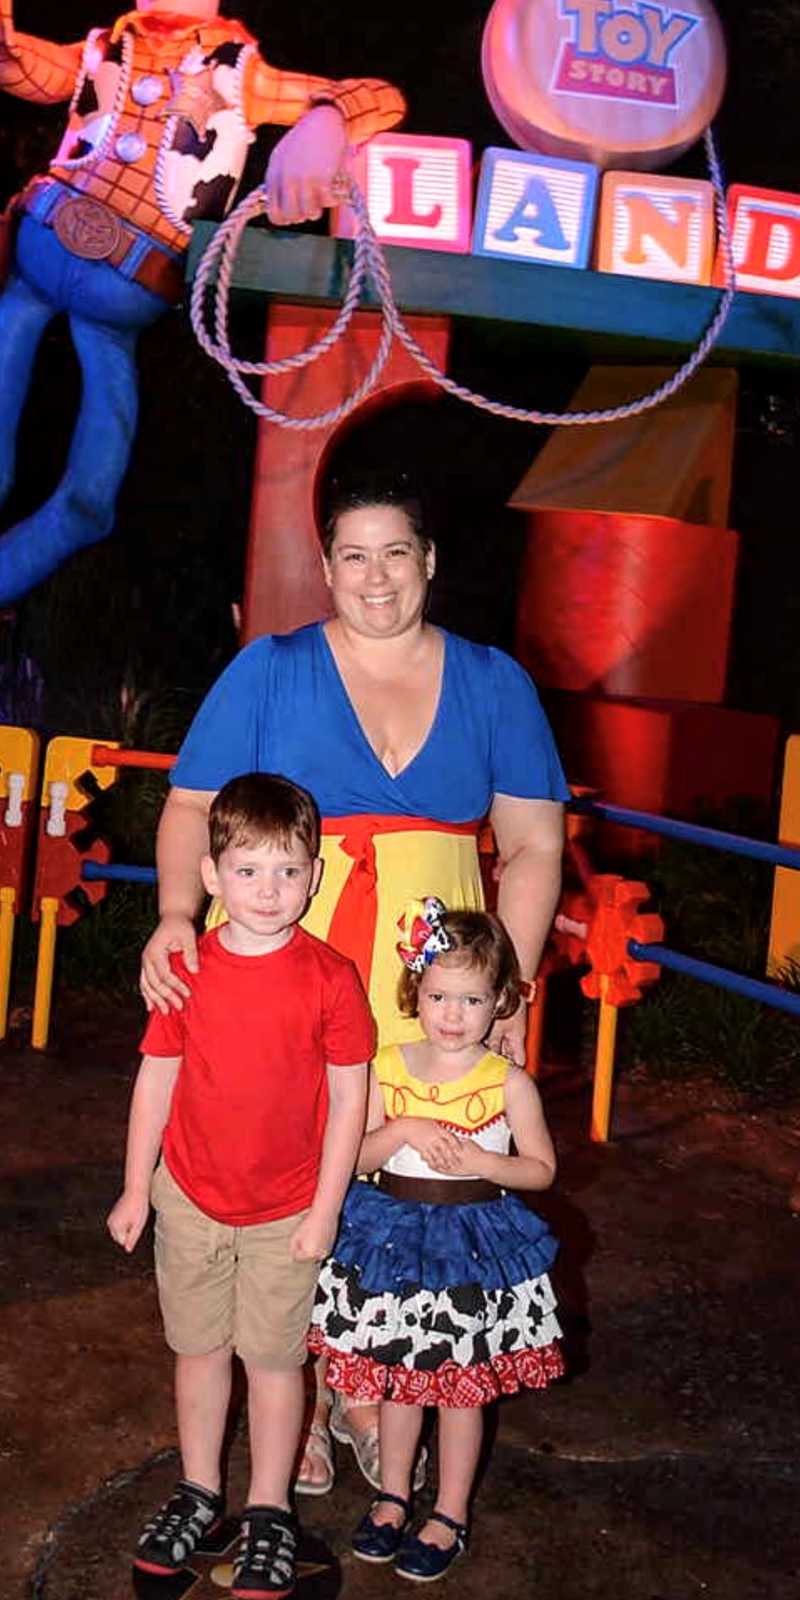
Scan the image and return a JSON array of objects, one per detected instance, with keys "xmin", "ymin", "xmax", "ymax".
[{"xmin": 321, "ymin": 473, "xmax": 433, "ymax": 559}]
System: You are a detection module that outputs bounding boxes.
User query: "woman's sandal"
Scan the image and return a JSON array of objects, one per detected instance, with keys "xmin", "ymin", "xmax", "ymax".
[
  {"xmin": 330, "ymin": 1392, "xmax": 428, "ymax": 1491},
  {"xmin": 394, "ymin": 1510, "xmax": 468, "ymax": 1583},
  {"xmin": 294, "ymin": 1419, "xmax": 334, "ymax": 1497},
  {"xmin": 352, "ymin": 1492, "xmax": 411, "ymax": 1563}
]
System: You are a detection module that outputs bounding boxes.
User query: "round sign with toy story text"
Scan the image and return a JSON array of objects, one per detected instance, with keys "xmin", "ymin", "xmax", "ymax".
[{"xmin": 481, "ymin": 0, "xmax": 727, "ymax": 171}]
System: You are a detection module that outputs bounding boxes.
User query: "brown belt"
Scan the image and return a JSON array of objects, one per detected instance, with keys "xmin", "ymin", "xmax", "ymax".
[
  {"xmin": 21, "ymin": 183, "xmax": 184, "ymax": 306},
  {"xmin": 378, "ymin": 1171, "xmax": 503, "ymax": 1206}
]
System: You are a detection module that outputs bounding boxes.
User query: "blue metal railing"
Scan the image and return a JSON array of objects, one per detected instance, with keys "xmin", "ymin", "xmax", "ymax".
[
  {"xmin": 81, "ymin": 800, "xmax": 800, "ymax": 1020},
  {"xmin": 570, "ymin": 798, "xmax": 800, "ymax": 872}
]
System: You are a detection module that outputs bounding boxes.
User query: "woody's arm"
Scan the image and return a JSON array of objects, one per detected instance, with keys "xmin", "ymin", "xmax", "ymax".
[
  {"xmin": 0, "ymin": 0, "xmax": 83, "ymax": 103},
  {"xmin": 244, "ymin": 55, "xmax": 404, "ymax": 225},
  {"xmin": 243, "ymin": 55, "xmax": 405, "ymax": 146}
]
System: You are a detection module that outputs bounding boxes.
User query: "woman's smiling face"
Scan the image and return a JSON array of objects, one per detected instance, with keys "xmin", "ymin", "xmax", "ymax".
[{"xmin": 323, "ymin": 505, "xmax": 435, "ymax": 640}]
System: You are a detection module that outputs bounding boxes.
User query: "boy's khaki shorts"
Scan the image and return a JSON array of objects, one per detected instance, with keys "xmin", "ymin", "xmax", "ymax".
[{"xmin": 150, "ymin": 1162, "xmax": 320, "ymax": 1368}]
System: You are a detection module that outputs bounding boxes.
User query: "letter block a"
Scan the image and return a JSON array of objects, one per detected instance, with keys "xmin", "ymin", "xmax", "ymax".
[
  {"xmin": 596, "ymin": 172, "xmax": 715, "ymax": 284},
  {"xmin": 472, "ymin": 147, "xmax": 599, "ymax": 268},
  {"xmin": 712, "ymin": 184, "xmax": 800, "ymax": 299},
  {"xmin": 332, "ymin": 133, "xmax": 472, "ymax": 253}
]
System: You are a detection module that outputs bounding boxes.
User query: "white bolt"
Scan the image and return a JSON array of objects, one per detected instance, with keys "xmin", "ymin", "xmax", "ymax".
[
  {"xmin": 4, "ymin": 772, "xmax": 25, "ymax": 828},
  {"xmin": 46, "ymin": 781, "xmax": 69, "ymax": 838}
]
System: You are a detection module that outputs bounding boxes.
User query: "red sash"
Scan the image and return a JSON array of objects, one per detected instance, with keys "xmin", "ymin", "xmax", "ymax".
[{"xmin": 321, "ymin": 814, "xmax": 481, "ymax": 991}]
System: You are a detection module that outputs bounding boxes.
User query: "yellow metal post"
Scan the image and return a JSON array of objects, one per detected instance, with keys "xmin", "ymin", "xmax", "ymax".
[
  {"xmin": 590, "ymin": 974, "xmax": 619, "ymax": 1143},
  {"xmin": 768, "ymin": 735, "xmax": 800, "ymax": 976},
  {"xmin": 0, "ymin": 886, "xmax": 16, "ymax": 1038},
  {"xmin": 32, "ymin": 896, "xmax": 60, "ymax": 1050}
]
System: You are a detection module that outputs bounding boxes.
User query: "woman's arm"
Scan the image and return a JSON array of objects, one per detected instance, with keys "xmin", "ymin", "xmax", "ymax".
[
  {"xmin": 488, "ymin": 794, "xmax": 564, "ymax": 1062},
  {"xmin": 140, "ymin": 787, "xmax": 215, "ymax": 1013}
]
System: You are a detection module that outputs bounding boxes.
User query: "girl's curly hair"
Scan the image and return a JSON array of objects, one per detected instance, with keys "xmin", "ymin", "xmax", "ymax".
[{"xmin": 398, "ymin": 909, "xmax": 520, "ymax": 1021}]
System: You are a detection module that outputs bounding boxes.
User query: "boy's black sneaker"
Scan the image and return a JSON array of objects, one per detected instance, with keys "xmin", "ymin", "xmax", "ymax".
[
  {"xmin": 231, "ymin": 1505, "xmax": 297, "ymax": 1599},
  {"xmin": 134, "ymin": 1479, "xmax": 225, "ymax": 1574}
]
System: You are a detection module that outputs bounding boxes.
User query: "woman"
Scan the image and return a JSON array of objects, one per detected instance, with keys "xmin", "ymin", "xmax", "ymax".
[{"xmin": 141, "ymin": 476, "xmax": 570, "ymax": 1491}]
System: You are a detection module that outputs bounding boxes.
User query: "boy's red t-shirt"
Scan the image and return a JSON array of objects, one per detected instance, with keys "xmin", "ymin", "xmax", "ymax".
[{"xmin": 140, "ymin": 926, "xmax": 376, "ymax": 1226}]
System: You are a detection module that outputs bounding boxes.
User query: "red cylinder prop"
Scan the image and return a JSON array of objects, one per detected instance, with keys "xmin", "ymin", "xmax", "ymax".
[{"xmin": 514, "ymin": 508, "xmax": 738, "ymax": 703}]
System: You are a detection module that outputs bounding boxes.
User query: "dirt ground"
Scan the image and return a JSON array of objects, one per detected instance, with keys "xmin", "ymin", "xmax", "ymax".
[{"xmin": 2, "ymin": 994, "xmax": 799, "ymax": 1600}]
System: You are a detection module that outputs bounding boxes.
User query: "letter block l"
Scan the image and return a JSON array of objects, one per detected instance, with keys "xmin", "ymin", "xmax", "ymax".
[{"xmin": 333, "ymin": 133, "xmax": 472, "ymax": 253}]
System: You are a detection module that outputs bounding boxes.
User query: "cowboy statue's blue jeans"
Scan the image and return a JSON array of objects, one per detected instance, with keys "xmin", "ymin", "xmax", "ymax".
[{"xmin": 0, "ymin": 214, "xmax": 168, "ymax": 603}]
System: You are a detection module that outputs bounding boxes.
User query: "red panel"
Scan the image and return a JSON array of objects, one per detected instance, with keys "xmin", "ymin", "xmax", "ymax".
[
  {"xmin": 515, "ymin": 508, "xmax": 738, "ymax": 702},
  {"xmin": 548, "ymin": 693, "xmax": 779, "ymax": 850},
  {"xmin": 244, "ymin": 308, "xmax": 451, "ymax": 641}
]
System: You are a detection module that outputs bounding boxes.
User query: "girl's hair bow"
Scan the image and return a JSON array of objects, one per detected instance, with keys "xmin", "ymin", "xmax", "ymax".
[{"xmin": 396, "ymin": 896, "xmax": 453, "ymax": 974}]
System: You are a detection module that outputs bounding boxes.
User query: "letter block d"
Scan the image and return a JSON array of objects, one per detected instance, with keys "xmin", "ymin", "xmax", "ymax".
[
  {"xmin": 713, "ymin": 185, "xmax": 800, "ymax": 298},
  {"xmin": 472, "ymin": 147, "xmax": 599, "ymax": 268},
  {"xmin": 332, "ymin": 133, "xmax": 472, "ymax": 253}
]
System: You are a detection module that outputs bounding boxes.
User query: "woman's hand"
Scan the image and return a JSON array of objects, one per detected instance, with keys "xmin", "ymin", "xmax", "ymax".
[
  {"xmin": 140, "ymin": 914, "xmax": 198, "ymax": 1014},
  {"xmin": 488, "ymin": 1000, "xmax": 528, "ymax": 1067}
]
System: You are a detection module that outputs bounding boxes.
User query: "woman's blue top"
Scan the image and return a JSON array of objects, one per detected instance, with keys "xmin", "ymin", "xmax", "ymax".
[{"xmin": 172, "ymin": 622, "xmax": 570, "ymax": 821}]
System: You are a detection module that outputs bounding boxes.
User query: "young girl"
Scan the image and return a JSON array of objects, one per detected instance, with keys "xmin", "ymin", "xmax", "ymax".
[{"xmin": 309, "ymin": 900, "xmax": 563, "ymax": 1582}]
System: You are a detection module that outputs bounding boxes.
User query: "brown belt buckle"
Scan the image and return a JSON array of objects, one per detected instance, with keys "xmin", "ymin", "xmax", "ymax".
[{"xmin": 53, "ymin": 196, "xmax": 123, "ymax": 261}]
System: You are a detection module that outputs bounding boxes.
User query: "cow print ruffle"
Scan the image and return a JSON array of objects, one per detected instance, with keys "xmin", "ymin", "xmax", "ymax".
[{"xmin": 309, "ymin": 1260, "xmax": 563, "ymax": 1408}]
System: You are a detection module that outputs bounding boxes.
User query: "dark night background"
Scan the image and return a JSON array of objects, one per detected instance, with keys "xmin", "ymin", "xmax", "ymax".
[{"xmin": 0, "ymin": 0, "xmax": 799, "ymax": 759}]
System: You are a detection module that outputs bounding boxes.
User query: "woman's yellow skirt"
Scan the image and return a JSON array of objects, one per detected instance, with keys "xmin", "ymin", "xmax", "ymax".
[{"xmin": 209, "ymin": 814, "xmax": 485, "ymax": 1048}]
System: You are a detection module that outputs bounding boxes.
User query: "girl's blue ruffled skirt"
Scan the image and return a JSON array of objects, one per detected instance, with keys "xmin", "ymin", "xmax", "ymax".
[{"xmin": 309, "ymin": 1181, "xmax": 564, "ymax": 1408}]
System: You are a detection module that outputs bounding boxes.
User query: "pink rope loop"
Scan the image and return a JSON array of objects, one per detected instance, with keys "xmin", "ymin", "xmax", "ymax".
[
  {"xmin": 189, "ymin": 128, "xmax": 735, "ymax": 432},
  {"xmin": 190, "ymin": 184, "xmax": 394, "ymax": 426}
]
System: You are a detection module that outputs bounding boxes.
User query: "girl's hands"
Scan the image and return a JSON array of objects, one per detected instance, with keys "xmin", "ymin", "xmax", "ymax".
[
  {"xmin": 399, "ymin": 1119, "xmax": 488, "ymax": 1177},
  {"xmin": 400, "ymin": 1118, "xmax": 464, "ymax": 1171},
  {"xmin": 424, "ymin": 1136, "xmax": 489, "ymax": 1178}
]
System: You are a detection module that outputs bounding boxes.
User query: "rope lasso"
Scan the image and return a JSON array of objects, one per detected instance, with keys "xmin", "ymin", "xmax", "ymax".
[{"xmin": 190, "ymin": 127, "xmax": 736, "ymax": 431}]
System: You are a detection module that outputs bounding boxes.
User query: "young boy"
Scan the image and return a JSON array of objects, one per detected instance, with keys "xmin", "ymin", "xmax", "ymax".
[{"xmin": 107, "ymin": 773, "xmax": 375, "ymax": 1599}]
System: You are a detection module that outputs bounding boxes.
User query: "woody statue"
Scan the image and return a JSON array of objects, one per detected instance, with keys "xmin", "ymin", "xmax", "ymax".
[{"xmin": 0, "ymin": 0, "xmax": 404, "ymax": 600}]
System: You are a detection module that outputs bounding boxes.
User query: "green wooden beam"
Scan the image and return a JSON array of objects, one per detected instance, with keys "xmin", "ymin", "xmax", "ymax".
[{"xmin": 187, "ymin": 224, "xmax": 800, "ymax": 370}]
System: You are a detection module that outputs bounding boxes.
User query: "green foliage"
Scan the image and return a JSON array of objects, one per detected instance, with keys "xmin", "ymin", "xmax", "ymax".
[{"xmin": 615, "ymin": 803, "xmax": 800, "ymax": 1102}]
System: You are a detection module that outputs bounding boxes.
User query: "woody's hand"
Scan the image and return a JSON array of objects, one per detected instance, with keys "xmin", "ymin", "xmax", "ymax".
[{"xmin": 265, "ymin": 104, "xmax": 348, "ymax": 225}]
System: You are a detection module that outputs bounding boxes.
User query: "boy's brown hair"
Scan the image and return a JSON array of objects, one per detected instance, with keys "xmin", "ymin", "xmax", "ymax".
[
  {"xmin": 208, "ymin": 773, "xmax": 320, "ymax": 863},
  {"xmin": 398, "ymin": 910, "xmax": 520, "ymax": 1021}
]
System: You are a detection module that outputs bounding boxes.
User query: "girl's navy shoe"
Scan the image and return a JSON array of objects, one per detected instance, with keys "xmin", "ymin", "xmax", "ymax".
[
  {"xmin": 351, "ymin": 1492, "xmax": 411, "ymax": 1564},
  {"xmin": 394, "ymin": 1510, "xmax": 468, "ymax": 1583}
]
